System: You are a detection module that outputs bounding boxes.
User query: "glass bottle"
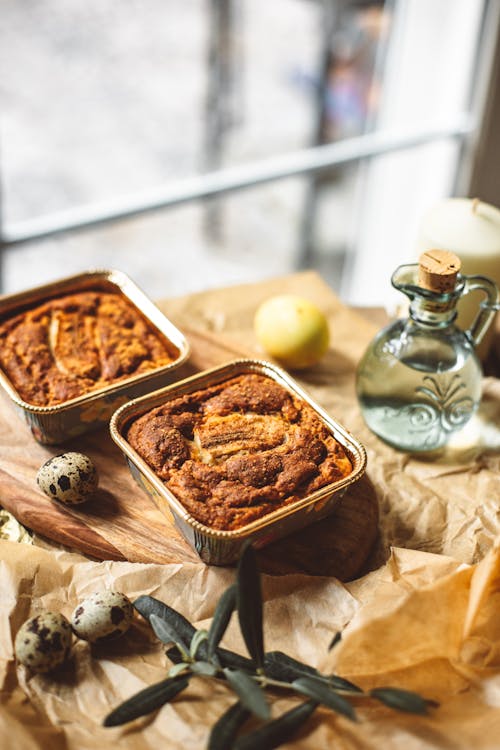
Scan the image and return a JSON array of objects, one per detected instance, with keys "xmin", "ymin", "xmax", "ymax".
[{"xmin": 356, "ymin": 249, "xmax": 499, "ymax": 452}]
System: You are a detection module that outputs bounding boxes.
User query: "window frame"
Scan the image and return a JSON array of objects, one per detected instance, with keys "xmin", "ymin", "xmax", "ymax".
[{"xmin": 0, "ymin": 0, "xmax": 497, "ymax": 298}]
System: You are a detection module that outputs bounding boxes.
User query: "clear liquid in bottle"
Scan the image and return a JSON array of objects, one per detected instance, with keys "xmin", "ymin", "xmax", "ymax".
[{"xmin": 356, "ymin": 322, "xmax": 482, "ymax": 451}]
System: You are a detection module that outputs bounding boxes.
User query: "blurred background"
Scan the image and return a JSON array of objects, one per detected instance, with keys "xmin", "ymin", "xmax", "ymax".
[{"xmin": 1, "ymin": 0, "xmax": 499, "ymax": 307}]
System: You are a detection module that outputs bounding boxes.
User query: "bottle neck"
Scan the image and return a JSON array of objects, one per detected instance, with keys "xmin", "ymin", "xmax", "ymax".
[
  {"xmin": 392, "ymin": 262, "xmax": 464, "ymax": 330},
  {"xmin": 408, "ymin": 297, "xmax": 458, "ymax": 329}
]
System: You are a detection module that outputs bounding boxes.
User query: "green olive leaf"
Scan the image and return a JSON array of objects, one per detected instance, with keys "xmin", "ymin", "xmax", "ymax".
[
  {"xmin": 191, "ymin": 660, "xmax": 219, "ymax": 677},
  {"xmin": 370, "ymin": 687, "xmax": 432, "ymax": 715},
  {"xmin": 190, "ymin": 629, "xmax": 209, "ymax": 659},
  {"xmin": 149, "ymin": 613, "xmax": 190, "ymax": 660},
  {"xmin": 168, "ymin": 662, "xmax": 190, "ymax": 678},
  {"xmin": 328, "ymin": 674, "xmax": 363, "ymax": 694},
  {"xmin": 237, "ymin": 544, "xmax": 264, "ymax": 668},
  {"xmin": 134, "ymin": 595, "xmax": 195, "ymax": 651},
  {"xmin": 103, "ymin": 675, "xmax": 189, "ymax": 727},
  {"xmin": 264, "ymin": 651, "xmax": 362, "ymax": 694},
  {"xmin": 208, "ymin": 584, "xmax": 237, "ymax": 659},
  {"xmin": 223, "ymin": 668, "xmax": 270, "ymax": 721},
  {"xmin": 328, "ymin": 631, "xmax": 342, "ymax": 651},
  {"xmin": 149, "ymin": 613, "xmax": 180, "ymax": 645},
  {"xmin": 166, "ymin": 645, "xmax": 184, "ymax": 664},
  {"xmin": 292, "ymin": 677, "xmax": 357, "ymax": 721},
  {"xmin": 168, "ymin": 643, "xmax": 254, "ymax": 672},
  {"xmin": 216, "ymin": 647, "xmax": 255, "ymax": 671},
  {"xmin": 264, "ymin": 651, "xmax": 319, "ymax": 682},
  {"xmin": 208, "ymin": 701, "xmax": 251, "ymax": 750},
  {"xmin": 233, "ymin": 700, "xmax": 318, "ymax": 750}
]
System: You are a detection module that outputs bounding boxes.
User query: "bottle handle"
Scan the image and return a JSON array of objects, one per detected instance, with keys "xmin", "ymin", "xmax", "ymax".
[{"xmin": 462, "ymin": 275, "xmax": 500, "ymax": 347}]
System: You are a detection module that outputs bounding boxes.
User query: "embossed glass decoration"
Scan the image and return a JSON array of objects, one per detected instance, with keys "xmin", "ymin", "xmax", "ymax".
[{"xmin": 356, "ymin": 250, "xmax": 499, "ymax": 452}]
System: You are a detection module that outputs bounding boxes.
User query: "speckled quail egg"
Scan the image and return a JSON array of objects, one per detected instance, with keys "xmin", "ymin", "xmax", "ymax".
[
  {"xmin": 36, "ymin": 452, "xmax": 98, "ymax": 505},
  {"xmin": 14, "ymin": 612, "xmax": 73, "ymax": 673},
  {"xmin": 70, "ymin": 591, "xmax": 133, "ymax": 643}
]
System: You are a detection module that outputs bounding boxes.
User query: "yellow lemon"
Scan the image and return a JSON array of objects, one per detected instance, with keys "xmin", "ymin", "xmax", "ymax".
[{"xmin": 254, "ymin": 294, "xmax": 330, "ymax": 369}]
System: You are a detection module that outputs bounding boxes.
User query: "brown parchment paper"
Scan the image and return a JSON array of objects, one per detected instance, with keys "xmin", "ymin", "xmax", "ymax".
[
  {"xmin": 1, "ymin": 539, "xmax": 500, "ymax": 749},
  {"xmin": 1, "ymin": 270, "xmax": 500, "ymax": 749}
]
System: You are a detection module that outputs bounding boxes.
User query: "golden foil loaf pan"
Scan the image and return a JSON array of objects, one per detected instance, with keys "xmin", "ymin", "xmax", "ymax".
[
  {"xmin": 0, "ymin": 270, "xmax": 190, "ymax": 444},
  {"xmin": 110, "ymin": 359, "xmax": 367, "ymax": 565}
]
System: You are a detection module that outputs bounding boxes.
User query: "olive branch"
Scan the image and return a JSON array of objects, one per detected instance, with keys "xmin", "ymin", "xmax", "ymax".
[{"xmin": 103, "ymin": 545, "xmax": 437, "ymax": 748}]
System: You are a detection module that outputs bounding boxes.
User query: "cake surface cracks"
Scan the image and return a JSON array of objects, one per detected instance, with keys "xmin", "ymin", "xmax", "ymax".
[
  {"xmin": 0, "ymin": 291, "xmax": 178, "ymax": 406},
  {"xmin": 127, "ymin": 373, "xmax": 353, "ymax": 531}
]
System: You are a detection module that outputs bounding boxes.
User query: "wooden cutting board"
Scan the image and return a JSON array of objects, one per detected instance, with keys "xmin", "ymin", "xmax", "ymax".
[{"xmin": 0, "ymin": 324, "xmax": 379, "ymax": 581}]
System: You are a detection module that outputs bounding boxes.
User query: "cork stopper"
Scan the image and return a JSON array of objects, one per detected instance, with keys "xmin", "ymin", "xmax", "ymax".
[{"xmin": 418, "ymin": 249, "xmax": 461, "ymax": 293}]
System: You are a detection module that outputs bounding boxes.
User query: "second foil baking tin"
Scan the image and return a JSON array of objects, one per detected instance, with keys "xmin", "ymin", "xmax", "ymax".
[
  {"xmin": 110, "ymin": 359, "xmax": 367, "ymax": 565},
  {"xmin": 0, "ymin": 270, "xmax": 190, "ymax": 444}
]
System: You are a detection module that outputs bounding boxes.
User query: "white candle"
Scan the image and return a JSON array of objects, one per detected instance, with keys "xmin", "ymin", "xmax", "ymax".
[{"xmin": 416, "ymin": 197, "xmax": 500, "ymax": 356}]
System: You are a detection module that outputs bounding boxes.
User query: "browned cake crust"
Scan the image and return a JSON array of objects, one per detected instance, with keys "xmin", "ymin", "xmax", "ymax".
[
  {"xmin": 0, "ymin": 291, "xmax": 178, "ymax": 406},
  {"xmin": 127, "ymin": 373, "xmax": 353, "ymax": 531}
]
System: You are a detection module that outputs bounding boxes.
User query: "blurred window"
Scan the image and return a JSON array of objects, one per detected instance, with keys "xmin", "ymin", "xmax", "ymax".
[{"xmin": 0, "ymin": 0, "xmax": 496, "ymax": 305}]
